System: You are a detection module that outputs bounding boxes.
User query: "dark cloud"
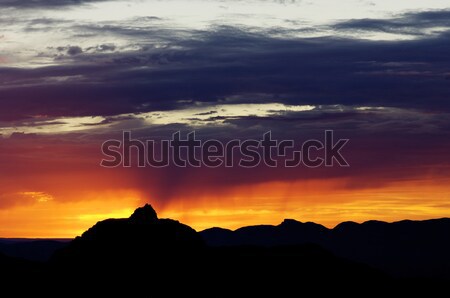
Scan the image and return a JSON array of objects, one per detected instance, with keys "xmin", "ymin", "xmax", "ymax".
[
  {"xmin": 334, "ymin": 9, "xmax": 450, "ymax": 35},
  {"xmin": 28, "ymin": 18, "xmax": 68, "ymax": 25},
  {"xmin": 1, "ymin": 40, "xmax": 448, "ymax": 120},
  {"xmin": 67, "ymin": 46, "xmax": 83, "ymax": 56},
  {"xmin": 0, "ymin": 10, "xmax": 449, "ymax": 123},
  {"xmin": 194, "ymin": 111, "xmax": 218, "ymax": 116}
]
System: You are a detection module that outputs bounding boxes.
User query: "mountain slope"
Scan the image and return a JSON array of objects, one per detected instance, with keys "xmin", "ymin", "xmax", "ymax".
[{"xmin": 200, "ymin": 218, "xmax": 450, "ymax": 278}]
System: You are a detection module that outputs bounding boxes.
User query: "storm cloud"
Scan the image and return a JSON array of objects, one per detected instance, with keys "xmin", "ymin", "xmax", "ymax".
[{"xmin": 1, "ymin": 15, "xmax": 450, "ymax": 122}]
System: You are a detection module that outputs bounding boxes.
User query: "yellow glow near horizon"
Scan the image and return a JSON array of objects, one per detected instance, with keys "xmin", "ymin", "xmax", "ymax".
[
  {"xmin": 1, "ymin": 178, "xmax": 449, "ymax": 238},
  {"xmin": 0, "ymin": 190, "xmax": 142, "ymax": 238}
]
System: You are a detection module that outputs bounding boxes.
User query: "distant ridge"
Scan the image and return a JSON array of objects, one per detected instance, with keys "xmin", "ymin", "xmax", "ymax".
[{"xmin": 201, "ymin": 217, "xmax": 450, "ymax": 278}]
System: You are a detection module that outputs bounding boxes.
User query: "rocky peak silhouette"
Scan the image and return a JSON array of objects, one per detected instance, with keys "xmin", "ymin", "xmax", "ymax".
[
  {"xmin": 129, "ymin": 203, "xmax": 158, "ymax": 223},
  {"xmin": 51, "ymin": 204, "xmax": 204, "ymax": 266}
]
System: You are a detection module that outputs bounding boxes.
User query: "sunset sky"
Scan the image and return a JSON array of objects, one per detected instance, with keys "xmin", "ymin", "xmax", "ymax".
[{"xmin": 1, "ymin": 0, "xmax": 450, "ymax": 238}]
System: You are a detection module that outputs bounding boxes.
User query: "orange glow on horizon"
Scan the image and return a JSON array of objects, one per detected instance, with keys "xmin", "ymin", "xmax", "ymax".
[
  {"xmin": 0, "ymin": 190, "xmax": 142, "ymax": 238},
  {"xmin": 0, "ymin": 178, "xmax": 449, "ymax": 238},
  {"xmin": 161, "ymin": 178, "xmax": 450, "ymax": 231}
]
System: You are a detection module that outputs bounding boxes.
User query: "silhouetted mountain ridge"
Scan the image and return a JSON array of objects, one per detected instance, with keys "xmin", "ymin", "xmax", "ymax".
[
  {"xmin": 201, "ymin": 217, "xmax": 450, "ymax": 278},
  {"xmin": 52, "ymin": 204, "xmax": 204, "ymax": 265},
  {"xmin": 1, "ymin": 205, "xmax": 449, "ymax": 295}
]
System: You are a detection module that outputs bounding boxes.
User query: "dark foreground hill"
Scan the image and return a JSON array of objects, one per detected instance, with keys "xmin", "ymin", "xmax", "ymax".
[
  {"xmin": 0, "ymin": 205, "xmax": 448, "ymax": 295},
  {"xmin": 201, "ymin": 218, "xmax": 450, "ymax": 279}
]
